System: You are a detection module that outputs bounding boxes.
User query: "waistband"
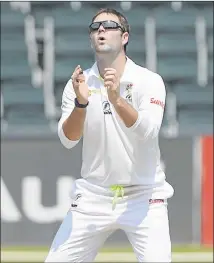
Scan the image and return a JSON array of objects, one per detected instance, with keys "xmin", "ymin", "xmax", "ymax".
[{"xmin": 72, "ymin": 178, "xmax": 173, "ymax": 198}]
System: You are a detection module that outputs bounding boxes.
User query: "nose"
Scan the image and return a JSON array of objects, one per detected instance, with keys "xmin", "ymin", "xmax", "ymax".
[{"xmin": 98, "ymin": 24, "xmax": 105, "ymax": 33}]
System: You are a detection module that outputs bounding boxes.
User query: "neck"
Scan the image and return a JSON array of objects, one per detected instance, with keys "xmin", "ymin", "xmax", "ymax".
[{"xmin": 96, "ymin": 51, "xmax": 127, "ymax": 79}]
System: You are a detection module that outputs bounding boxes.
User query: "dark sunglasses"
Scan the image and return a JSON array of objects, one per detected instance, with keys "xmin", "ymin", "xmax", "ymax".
[{"xmin": 89, "ymin": 20, "xmax": 125, "ymax": 33}]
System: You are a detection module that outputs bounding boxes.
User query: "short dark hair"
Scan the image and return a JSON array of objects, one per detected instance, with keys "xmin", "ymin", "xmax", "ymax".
[{"xmin": 91, "ymin": 8, "xmax": 130, "ymax": 52}]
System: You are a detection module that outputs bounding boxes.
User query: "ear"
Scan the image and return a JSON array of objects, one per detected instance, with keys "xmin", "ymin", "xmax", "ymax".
[{"xmin": 122, "ymin": 32, "xmax": 129, "ymax": 46}]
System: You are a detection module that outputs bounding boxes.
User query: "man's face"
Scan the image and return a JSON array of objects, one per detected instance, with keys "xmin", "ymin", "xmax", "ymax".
[{"xmin": 89, "ymin": 13, "xmax": 129, "ymax": 54}]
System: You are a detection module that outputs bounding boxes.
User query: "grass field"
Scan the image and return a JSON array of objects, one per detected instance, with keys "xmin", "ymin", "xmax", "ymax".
[
  {"xmin": 1, "ymin": 245, "xmax": 213, "ymax": 262},
  {"xmin": 1, "ymin": 244, "xmax": 213, "ymax": 252}
]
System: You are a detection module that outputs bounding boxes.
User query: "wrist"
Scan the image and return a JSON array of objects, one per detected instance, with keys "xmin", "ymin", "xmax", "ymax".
[
  {"xmin": 76, "ymin": 96, "xmax": 88, "ymax": 104},
  {"xmin": 75, "ymin": 97, "xmax": 89, "ymax": 108},
  {"xmin": 111, "ymin": 96, "xmax": 123, "ymax": 106}
]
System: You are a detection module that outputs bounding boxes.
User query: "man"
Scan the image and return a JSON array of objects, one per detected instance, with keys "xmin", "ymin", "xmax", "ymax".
[{"xmin": 45, "ymin": 8, "xmax": 174, "ymax": 263}]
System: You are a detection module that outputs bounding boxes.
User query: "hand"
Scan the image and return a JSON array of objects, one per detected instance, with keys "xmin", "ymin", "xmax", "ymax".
[
  {"xmin": 104, "ymin": 68, "xmax": 120, "ymax": 104},
  {"xmin": 71, "ymin": 65, "xmax": 89, "ymax": 104}
]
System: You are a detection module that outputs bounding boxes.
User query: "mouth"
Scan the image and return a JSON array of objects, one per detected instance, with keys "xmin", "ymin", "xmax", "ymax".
[{"xmin": 98, "ymin": 36, "xmax": 106, "ymax": 41}]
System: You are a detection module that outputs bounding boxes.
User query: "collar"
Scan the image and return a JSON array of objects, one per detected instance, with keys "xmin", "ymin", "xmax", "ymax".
[{"xmin": 89, "ymin": 56, "xmax": 136, "ymax": 84}]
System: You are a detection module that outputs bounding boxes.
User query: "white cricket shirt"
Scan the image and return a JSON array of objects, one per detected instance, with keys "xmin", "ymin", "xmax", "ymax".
[{"xmin": 58, "ymin": 57, "xmax": 174, "ymax": 197}]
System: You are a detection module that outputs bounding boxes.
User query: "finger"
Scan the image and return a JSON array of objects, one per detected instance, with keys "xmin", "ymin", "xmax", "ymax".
[
  {"xmin": 75, "ymin": 67, "xmax": 83, "ymax": 77},
  {"xmin": 75, "ymin": 65, "xmax": 81, "ymax": 71},
  {"xmin": 72, "ymin": 67, "xmax": 83, "ymax": 82},
  {"xmin": 76, "ymin": 68, "xmax": 84, "ymax": 79},
  {"xmin": 77, "ymin": 72, "xmax": 85, "ymax": 79},
  {"xmin": 104, "ymin": 80, "xmax": 114, "ymax": 88},
  {"xmin": 104, "ymin": 75, "xmax": 116, "ymax": 81},
  {"xmin": 104, "ymin": 73, "xmax": 117, "ymax": 82},
  {"xmin": 76, "ymin": 74, "xmax": 85, "ymax": 83},
  {"xmin": 71, "ymin": 72, "xmax": 78, "ymax": 81},
  {"xmin": 73, "ymin": 65, "xmax": 82, "ymax": 74},
  {"xmin": 71, "ymin": 74, "xmax": 79, "ymax": 83},
  {"xmin": 104, "ymin": 68, "xmax": 116, "ymax": 73},
  {"xmin": 71, "ymin": 65, "xmax": 80, "ymax": 77},
  {"xmin": 104, "ymin": 70, "xmax": 116, "ymax": 77}
]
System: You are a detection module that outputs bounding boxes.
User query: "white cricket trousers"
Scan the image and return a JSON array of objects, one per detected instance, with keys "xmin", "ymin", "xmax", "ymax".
[{"xmin": 45, "ymin": 179, "xmax": 173, "ymax": 262}]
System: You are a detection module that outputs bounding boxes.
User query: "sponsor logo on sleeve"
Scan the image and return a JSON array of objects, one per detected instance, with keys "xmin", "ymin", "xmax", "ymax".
[
  {"xmin": 150, "ymin": 98, "xmax": 165, "ymax": 109},
  {"xmin": 125, "ymin": 83, "xmax": 133, "ymax": 103},
  {"xmin": 71, "ymin": 193, "xmax": 82, "ymax": 208}
]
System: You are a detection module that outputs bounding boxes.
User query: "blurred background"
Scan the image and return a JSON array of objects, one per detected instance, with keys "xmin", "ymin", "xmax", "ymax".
[{"xmin": 1, "ymin": 1, "xmax": 213, "ymax": 262}]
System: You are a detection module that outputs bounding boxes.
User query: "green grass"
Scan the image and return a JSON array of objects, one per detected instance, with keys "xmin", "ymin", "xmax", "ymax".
[
  {"xmin": 172, "ymin": 245, "xmax": 213, "ymax": 253},
  {"xmin": 1, "ymin": 245, "xmax": 213, "ymax": 253}
]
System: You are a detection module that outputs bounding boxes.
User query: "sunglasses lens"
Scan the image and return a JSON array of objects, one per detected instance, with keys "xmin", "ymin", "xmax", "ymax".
[
  {"xmin": 102, "ymin": 21, "xmax": 118, "ymax": 29},
  {"xmin": 90, "ymin": 22, "xmax": 100, "ymax": 31}
]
